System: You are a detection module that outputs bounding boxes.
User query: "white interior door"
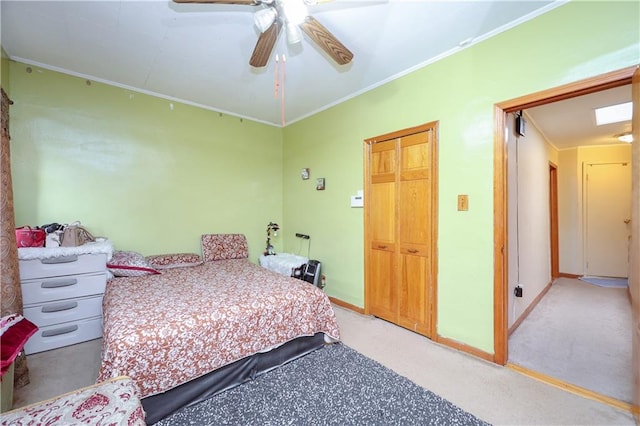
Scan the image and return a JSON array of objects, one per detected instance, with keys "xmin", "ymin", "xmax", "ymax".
[{"xmin": 584, "ymin": 162, "xmax": 632, "ymax": 277}]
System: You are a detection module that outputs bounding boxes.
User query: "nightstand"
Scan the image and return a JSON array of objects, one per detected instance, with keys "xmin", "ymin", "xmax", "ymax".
[
  {"xmin": 19, "ymin": 253, "xmax": 107, "ymax": 354},
  {"xmin": 259, "ymin": 253, "xmax": 308, "ymax": 277}
]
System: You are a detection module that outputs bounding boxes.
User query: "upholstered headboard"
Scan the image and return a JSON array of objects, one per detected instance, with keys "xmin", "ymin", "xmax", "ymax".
[{"xmin": 201, "ymin": 234, "xmax": 249, "ymax": 261}]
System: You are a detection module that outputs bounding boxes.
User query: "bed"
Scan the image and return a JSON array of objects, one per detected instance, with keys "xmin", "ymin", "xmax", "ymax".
[{"xmin": 97, "ymin": 234, "xmax": 340, "ymax": 424}]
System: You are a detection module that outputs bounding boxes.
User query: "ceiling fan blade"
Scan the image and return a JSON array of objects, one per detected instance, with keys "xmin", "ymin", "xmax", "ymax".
[
  {"xmin": 249, "ymin": 20, "xmax": 282, "ymax": 68},
  {"xmin": 173, "ymin": 0, "xmax": 258, "ymax": 4},
  {"xmin": 299, "ymin": 16, "xmax": 353, "ymax": 66}
]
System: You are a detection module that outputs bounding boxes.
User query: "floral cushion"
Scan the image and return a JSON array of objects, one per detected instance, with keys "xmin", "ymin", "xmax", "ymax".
[
  {"xmin": 107, "ymin": 251, "xmax": 160, "ymax": 277},
  {"xmin": 201, "ymin": 234, "xmax": 249, "ymax": 261},
  {"xmin": 146, "ymin": 253, "xmax": 203, "ymax": 270},
  {"xmin": 0, "ymin": 376, "xmax": 145, "ymax": 425}
]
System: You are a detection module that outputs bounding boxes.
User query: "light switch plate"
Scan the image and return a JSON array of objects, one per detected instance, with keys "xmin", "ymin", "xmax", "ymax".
[{"xmin": 458, "ymin": 194, "xmax": 469, "ymax": 211}]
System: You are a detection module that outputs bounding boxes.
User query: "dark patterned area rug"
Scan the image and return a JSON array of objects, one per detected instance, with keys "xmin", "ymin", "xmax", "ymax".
[{"xmin": 156, "ymin": 343, "xmax": 490, "ymax": 425}]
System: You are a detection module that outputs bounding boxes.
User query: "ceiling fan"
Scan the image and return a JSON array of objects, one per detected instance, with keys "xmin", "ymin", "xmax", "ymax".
[{"xmin": 173, "ymin": 0, "xmax": 354, "ymax": 68}]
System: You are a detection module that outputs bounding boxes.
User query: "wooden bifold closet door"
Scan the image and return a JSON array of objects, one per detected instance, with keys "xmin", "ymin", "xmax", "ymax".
[{"xmin": 364, "ymin": 122, "xmax": 438, "ymax": 338}]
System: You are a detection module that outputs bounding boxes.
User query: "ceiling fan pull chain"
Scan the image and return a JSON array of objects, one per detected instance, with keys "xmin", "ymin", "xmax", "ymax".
[
  {"xmin": 274, "ymin": 54, "xmax": 279, "ymax": 99},
  {"xmin": 281, "ymin": 54, "xmax": 286, "ymax": 126}
]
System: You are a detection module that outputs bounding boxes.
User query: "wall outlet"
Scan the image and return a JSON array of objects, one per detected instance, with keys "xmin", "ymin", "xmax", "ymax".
[{"xmin": 514, "ymin": 285, "xmax": 523, "ymax": 298}]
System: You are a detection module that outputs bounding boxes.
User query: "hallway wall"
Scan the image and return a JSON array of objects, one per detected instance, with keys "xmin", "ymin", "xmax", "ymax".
[{"xmin": 507, "ymin": 112, "xmax": 558, "ymax": 328}]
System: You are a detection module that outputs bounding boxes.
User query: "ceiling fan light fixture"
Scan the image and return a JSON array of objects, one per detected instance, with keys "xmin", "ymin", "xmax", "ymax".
[
  {"xmin": 282, "ymin": 0, "xmax": 308, "ymax": 26},
  {"xmin": 254, "ymin": 7, "xmax": 277, "ymax": 33},
  {"xmin": 286, "ymin": 22, "xmax": 303, "ymax": 44},
  {"xmin": 617, "ymin": 132, "xmax": 634, "ymax": 143}
]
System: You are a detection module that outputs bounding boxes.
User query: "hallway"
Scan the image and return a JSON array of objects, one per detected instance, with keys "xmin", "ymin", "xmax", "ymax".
[{"xmin": 508, "ymin": 278, "xmax": 632, "ymax": 403}]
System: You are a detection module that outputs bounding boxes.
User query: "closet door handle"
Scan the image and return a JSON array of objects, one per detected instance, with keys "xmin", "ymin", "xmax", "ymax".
[
  {"xmin": 42, "ymin": 325, "xmax": 78, "ymax": 337},
  {"xmin": 41, "ymin": 278, "xmax": 78, "ymax": 289},
  {"xmin": 41, "ymin": 255, "xmax": 78, "ymax": 264},
  {"xmin": 41, "ymin": 301, "xmax": 78, "ymax": 313}
]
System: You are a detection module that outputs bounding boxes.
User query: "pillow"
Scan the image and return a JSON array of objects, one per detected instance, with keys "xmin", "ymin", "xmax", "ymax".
[
  {"xmin": 145, "ymin": 253, "xmax": 203, "ymax": 270},
  {"xmin": 201, "ymin": 234, "xmax": 248, "ymax": 261},
  {"xmin": 107, "ymin": 251, "xmax": 160, "ymax": 277}
]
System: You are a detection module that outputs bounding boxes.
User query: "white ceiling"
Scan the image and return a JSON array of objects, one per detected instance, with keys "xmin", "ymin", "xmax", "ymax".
[
  {"xmin": 1, "ymin": 0, "xmax": 633, "ymax": 148},
  {"xmin": 526, "ymin": 85, "xmax": 633, "ymax": 150},
  {"xmin": 2, "ymin": 0, "xmax": 564, "ymax": 127}
]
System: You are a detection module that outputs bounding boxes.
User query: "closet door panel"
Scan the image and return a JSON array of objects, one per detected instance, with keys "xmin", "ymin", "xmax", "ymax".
[
  {"xmin": 367, "ymin": 139, "xmax": 397, "ymax": 322},
  {"xmin": 368, "ymin": 248, "xmax": 396, "ymax": 323},
  {"xmin": 400, "ymin": 131, "xmax": 430, "ymax": 179},
  {"xmin": 370, "ymin": 182, "xmax": 396, "ymax": 244},
  {"xmin": 398, "ymin": 252, "xmax": 431, "ymax": 334},
  {"xmin": 371, "ymin": 139, "xmax": 396, "ymax": 183},
  {"xmin": 365, "ymin": 123, "xmax": 437, "ymax": 339},
  {"xmin": 398, "ymin": 179, "xmax": 430, "ymax": 246},
  {"xmin": 397, "ymin": 130, "xmax": 432, "ymax": 337}
]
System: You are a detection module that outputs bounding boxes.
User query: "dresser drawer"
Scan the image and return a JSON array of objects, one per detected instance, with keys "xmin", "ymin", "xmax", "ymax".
[
  {"xmin": 19, "ymin": 253, "xmax": 107, "ymax": 280},
  {"xmin": 24, "ymin": 316, "xmax": 103, "ymax": 355},
  {"xmin": 21, "ymin": 272, "xmax": 106, "ymax": 305},
  {"xmin": 23, "ymin": 295, "xmax": 103, "ymax": 328}
]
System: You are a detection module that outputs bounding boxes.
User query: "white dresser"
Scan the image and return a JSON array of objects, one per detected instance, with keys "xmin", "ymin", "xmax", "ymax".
[{"xmin": 19, "ymin": 253, "xmax": 108, "ymax": 354}]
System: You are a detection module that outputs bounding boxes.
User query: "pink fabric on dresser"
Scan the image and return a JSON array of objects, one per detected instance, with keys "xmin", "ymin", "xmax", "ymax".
[
  {"xmin": 0, "ymin": 376, "xmax": 145, "ymax": 425},
  {"xmin": 201, "ymin": 233, "xmax": 249, "ymax": 261},
  {"xmin": 0, "ymin": 314, "xmax": 38, "ymax": 377},
  {"xmin": 98, "ymin": 259, "xmax": 340, "ymax": 398}
]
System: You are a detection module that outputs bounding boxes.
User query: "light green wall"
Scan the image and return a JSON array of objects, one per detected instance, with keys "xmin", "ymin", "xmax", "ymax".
[
  {"xmin": 9, "ymin": 63, "xmax": 284, "ymax": 259},
  {"xmin": 1, "ymin": 47, "xmax": 9, "ymax": 93},
  {"xmin": 282, "ymin": 1, "xmax": 639, "ymax": 352},
  {"xmin": 7, "ymin": 1, "xmax": 639, "ymax": 355}
]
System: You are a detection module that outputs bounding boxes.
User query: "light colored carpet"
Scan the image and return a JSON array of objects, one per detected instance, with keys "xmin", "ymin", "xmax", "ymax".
[
  {"xmin": 508, "ymin": 277, "xmax": 632, "ymax": 402},
  {"xmin": 12, "ymin": 338, "xmax": 102, "ymax": 409},
  {"xmin": 335, "ymin": 305, "xmax": 633, "ymax": 425},
  {"xmin": 11, "ymin": 303, "xmax": 635, "ymax": 425}
]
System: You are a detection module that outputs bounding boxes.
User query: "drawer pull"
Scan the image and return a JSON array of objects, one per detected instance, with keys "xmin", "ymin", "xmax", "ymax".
[
  {"xmin": 41, "ymin": 255, "xmax": 78, "ymax": 264},
  {"xmin": 41, "ymin": 278, "xmax": 78, "ymax": 289},
  {"xmin": 41, "ymin": 301, "xmax": 78, "ymax": 313},
  {"xmin": 377, "ymin": 245, "xmax": 388, "ymax": 249},
  {"xmin": 408, "ymin": 249, "xmax": 419, "ymax": 254},
  {"xmin": 42, "ymin": 325, "xmax": 78, "ymax": 337}
]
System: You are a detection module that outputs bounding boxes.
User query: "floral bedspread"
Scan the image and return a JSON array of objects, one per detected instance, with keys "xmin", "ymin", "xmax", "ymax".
[
  {"xmin": 98, "ymin": 259, "xmax": 340, "ymax": 398},
  {"xmin": 1, "ymin": 376, "xmax": 145, "ymax": 425}
]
